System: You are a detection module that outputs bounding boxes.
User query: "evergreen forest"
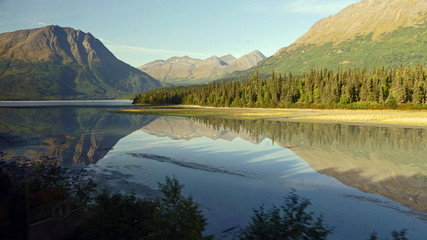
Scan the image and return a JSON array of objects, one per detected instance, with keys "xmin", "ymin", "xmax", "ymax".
[{"xmin": 133, "ymin": 65, "xmax": 426, "ymax": 109}]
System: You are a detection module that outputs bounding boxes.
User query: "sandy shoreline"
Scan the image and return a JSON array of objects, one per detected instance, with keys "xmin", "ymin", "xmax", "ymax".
[{"xmin": 118, "ymin": 105, "xmax": 427, "ymax": 129}]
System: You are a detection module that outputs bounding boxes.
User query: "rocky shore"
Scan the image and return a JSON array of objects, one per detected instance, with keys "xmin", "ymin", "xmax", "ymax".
[{"xmin": 0, "ymin": 151, "xmax": 94, "ymax": 186}]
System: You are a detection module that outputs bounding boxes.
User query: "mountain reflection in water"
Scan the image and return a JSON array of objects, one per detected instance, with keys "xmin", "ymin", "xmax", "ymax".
[
  {"xmin": 0, "ymin": 106, "xmax": 157, "ymax": 165},
  {"xmin": 140, "ymin": 116, "xmax": 427, "ymax": 213},
  {"xmin": 1, "ymin": 105, "xmax": 427, "ymax": 239},
  {"xmin": 1, "ymin": 105, "xmax": 426, "ymax": 214}
]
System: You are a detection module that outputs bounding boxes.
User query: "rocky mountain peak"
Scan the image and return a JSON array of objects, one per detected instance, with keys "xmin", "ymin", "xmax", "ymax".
[
  {"xmin": 138, "ymin": 50, "xmax": 265, "ymax": 85},
  {"xmin": 227, "ymin": 50, "xmax": 266, "ymax": 70},
  {"xmin": 0, "ymin": 25, "xmax": 112, "ymax": 64},
  {"xmin": 220, "ymin": 54, "xmax": 237, "ymax": 64},
  {"xmin": 290, "ymin": 0, "xmax": 426, "ymax": 49},
  {"xmin": 0, "ymin": 25, "xmax": 161, "ymax": 100},
  {"xmin": 206, "ymin": 55, "xmax": 228, "ymax": 66},
  {"xmin": 248, "ymin": 50, "xmax": 263, "ymax": 56}
]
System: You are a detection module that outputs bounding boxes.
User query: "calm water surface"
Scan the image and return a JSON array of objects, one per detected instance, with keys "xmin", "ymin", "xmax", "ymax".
[{"xmin": 1, "ymin": 101, "xmax": 426, "ymax": 239}]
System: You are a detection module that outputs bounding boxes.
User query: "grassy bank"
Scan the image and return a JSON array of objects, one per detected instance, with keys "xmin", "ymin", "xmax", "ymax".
[{"xmin": 117, "ymin": 105, "xmax": 427, "ymax": 128}]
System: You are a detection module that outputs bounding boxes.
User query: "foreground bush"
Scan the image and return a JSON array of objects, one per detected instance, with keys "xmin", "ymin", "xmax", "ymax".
[
  {"xmin": 0, "ymin": 165, "xmax": 413, "ymax": 240},
  {"xmin": 238, "ymin": 191, "xmax": 333, "ymax": 240},
  {"xmin": 71, "ymin": 176, "xmax": 210, "ymax": 240}
]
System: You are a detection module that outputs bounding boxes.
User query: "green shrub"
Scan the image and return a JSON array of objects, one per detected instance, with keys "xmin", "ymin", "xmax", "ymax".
[
  {"xmin": 238, "ymin": 191, "xmax": 333, "ymax": 240},
  {"xmin": 71, "ymin": 176, "xmax": 210, "ymax": 240}
]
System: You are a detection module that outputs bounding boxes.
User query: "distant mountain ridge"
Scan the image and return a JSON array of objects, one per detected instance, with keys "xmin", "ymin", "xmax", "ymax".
[
  {"xmin": 138, "ymin": 50, "xmax": 266, "ymax": 85},
  {"xmin": 229, "ymin": 0, "xmax": 427, "ymax": 79},
  {"xmin": 219, "ymin": 54, "xmax": 237, "ymax": 64},
  {"xmin": 0, "ymin": 25, "xmax": 161, "ymax": 100}
]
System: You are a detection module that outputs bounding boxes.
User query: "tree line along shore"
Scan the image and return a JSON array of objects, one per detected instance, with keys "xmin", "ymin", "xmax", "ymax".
[{"xmin": 133, "ymin": 65, "xmax": 426, "ymax": 110}]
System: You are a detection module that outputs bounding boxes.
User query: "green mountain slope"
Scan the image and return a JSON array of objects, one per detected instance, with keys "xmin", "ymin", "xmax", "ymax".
[
  {"xmin": 229, "ymin": 0, "xmax": 427, "ymax": 79},
  {"xmin": 0, "ymin": 25, "xmax": 161, "ymax": 100}
]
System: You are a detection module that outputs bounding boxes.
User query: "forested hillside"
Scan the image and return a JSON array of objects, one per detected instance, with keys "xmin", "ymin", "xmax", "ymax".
[
  {"xmin": 228, "ymin": 0, "xmax": 427, "ymax": 79},
  {"xmin": 133, "ymin": 65, "xmax": 426, "ymax": 109}
]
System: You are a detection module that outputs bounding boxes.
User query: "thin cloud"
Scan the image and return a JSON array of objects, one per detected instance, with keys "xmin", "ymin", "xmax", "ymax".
[
  {"xmin": 0, "ymin": 11, "xmax": 9, "ymax": 16},
  {"xmin": 286, "ymin": 0, "xmax": 355, "ymax": 14},
  {"xmin": 37, "ymin": 21, "xmax": 46, "ymax": 26},
  {"xmin": 244, "ymin": 0, "xmax": 356, "ymax": 15},
  {"xmin": 105, "ymin": 43, "xmax": 207, "ymax": 57},
  {"xmin": 98, "ymin": 37, "xmax": 113, "ymax": 44}
]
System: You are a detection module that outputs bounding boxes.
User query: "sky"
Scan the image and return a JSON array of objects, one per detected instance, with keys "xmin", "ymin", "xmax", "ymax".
[{"xmin": 0, "ymin": 0, "xmax": 359, "ymax": 67}]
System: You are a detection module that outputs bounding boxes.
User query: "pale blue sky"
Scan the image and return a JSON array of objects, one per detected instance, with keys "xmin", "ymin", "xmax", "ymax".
[{"xmin": 0, "ymin": 0, "xmax": 359, "ymax": 67}]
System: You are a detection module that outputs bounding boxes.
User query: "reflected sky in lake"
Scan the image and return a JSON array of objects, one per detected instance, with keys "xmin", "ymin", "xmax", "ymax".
[
  {"xmin": 96, "ymin": 116, "xmax": 427, "ymax": 240},
  {"xmin": 1, "ymin": 103, "xmax": 427, "ymax": 240}
]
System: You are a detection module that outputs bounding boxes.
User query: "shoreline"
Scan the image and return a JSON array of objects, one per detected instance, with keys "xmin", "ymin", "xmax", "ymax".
[{"xmin": 117, "ymin": 104, "xmax": 427, "ymax": 129}]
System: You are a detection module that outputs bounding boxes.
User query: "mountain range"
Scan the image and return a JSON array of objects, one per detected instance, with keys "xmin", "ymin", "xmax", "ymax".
[
  {"xmin": 0, "ymin": 0, "xmax": 425, "ymax": 99},
  {"xmin": 0, "ymin": 25, "xmax": 161, "ymax": 100},
  {"xmin": 229, "ymin": 0, "xmax": 427, "ymax": 79},
  {"xmin": 138, "ymin": 50, "xmax": 266, "ymax": 85}
]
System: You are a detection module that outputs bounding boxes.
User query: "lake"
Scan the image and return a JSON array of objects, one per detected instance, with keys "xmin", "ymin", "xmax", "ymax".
[{"xmin": 1, "ymin": 101, "xmax": 426, "ymax": 239}]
